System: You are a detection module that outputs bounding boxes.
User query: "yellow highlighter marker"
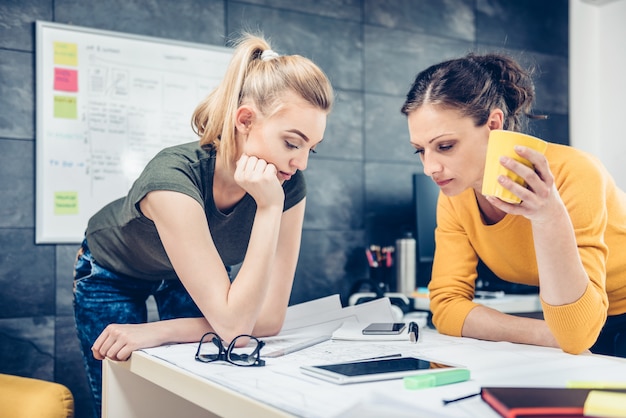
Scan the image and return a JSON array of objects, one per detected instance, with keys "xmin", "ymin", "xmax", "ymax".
[
  {"xmin": 567, "ymin": 380, "xmax": 626, "ymax": 389},
  {"xmin": 404, "ymin": 368, "xmax": 470, "ymax": 390}
]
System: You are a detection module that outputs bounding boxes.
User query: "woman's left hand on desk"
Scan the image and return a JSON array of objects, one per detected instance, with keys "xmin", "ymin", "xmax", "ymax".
[{"xmin": 92, "ymin": 322, "xmax": 164, "ymax": 361}]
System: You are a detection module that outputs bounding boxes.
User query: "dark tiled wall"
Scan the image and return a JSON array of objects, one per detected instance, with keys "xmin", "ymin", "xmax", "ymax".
[{"xmin": 0, "ymin": 0, "xmax": 568, "ymax": 416}]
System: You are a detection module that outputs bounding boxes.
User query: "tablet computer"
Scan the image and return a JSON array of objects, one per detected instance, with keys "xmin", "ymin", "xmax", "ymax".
[{"xmin": 300, "ymin": 356, "xmax": 466, "ymax": 384}]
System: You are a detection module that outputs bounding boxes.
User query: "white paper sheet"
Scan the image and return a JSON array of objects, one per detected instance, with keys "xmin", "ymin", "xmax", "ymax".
[{"xmin": 331, "ymin": 319, "xmax": 412, "ymax": 341}]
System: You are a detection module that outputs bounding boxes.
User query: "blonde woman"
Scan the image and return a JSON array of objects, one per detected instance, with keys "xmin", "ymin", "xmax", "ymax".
[{"xmin": 73, "ymin": 33, "xmax": 334, "ymax": 418}]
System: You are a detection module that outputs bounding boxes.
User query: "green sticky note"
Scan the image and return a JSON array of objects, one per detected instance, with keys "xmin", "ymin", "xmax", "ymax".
[
  {"xmin": 54, "ymin": 191, "xmax": 78, "ymax": 215},
  {"xmin": 54, "ymin": 95, "xmax": 77, "ymax": 119}
]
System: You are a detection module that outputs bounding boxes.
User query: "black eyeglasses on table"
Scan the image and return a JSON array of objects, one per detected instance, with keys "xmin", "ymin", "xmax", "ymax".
[{"xmin": 195, "ymin": 332, "xmax": 265, "ymax": 367}]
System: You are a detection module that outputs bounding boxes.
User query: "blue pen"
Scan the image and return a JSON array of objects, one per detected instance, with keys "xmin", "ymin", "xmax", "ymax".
[{"xmin": 403, "ymin": 368, "xmax": 470, "ymax": 390}]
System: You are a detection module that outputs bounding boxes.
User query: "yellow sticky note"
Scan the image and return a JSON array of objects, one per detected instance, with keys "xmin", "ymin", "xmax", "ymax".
[
  {"xmin": 54, "ymin": 42, "xmax": 78, "ymax": 66},
  {"xmin": 584, "ymin": 390, "xmax": 626, "ymax": 417},
  {"xmin": 54, "ymin": 191, "xmax": 79, "ymax": 215},
  {"xmin": 54, "ymin": 95, "xmax": 77, "ymax": 119}
]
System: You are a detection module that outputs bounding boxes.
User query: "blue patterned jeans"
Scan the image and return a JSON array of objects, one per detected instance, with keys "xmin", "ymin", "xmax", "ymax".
[{"xmin": 73, "ymin": 239, "xmax": 203, "ymax": 418}]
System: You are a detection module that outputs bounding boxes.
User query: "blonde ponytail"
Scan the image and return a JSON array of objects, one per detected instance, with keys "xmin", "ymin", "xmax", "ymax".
[{"xmin": 192, "ymin": 33, "xmax": 334, "ymax": 170}]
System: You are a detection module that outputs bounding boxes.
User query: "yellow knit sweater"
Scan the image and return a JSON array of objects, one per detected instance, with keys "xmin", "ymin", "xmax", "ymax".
[{"xmin": 429, "ymin": 143, "xmax": 626, "ymax": 354}]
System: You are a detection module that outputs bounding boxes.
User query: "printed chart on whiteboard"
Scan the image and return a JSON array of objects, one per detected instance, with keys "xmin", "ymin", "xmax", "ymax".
[{"xmin": 35, "ymin": 21, "xmax": 233, "ymax": 243}]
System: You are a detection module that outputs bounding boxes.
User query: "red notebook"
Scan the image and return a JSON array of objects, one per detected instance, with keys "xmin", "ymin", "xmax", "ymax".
[{"xmin": 481, "ymin": 387, "xmax": 591, "ymax": 418}]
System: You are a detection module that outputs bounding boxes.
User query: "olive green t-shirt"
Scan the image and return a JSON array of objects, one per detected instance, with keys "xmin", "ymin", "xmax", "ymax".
[{"xmin": 86, "ymin": 141, "xmax": 306, "ymax": 280}]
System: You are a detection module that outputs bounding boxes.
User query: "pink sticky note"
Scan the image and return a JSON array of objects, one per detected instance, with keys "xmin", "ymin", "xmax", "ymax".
[{"xmin": 54, "ymin": 68, "xmax": 78, "ymax": 92}]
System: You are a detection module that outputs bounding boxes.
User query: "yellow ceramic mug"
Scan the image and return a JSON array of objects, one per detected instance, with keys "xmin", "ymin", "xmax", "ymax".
[{"xmin": 481, "ymin": 130, "xmax": 548, "ymax": 204}]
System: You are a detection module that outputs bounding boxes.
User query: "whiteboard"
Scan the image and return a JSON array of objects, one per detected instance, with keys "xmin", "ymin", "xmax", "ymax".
[{"xmin": 35, "ymin": 21, "xmax": 233, "ymax": 243}]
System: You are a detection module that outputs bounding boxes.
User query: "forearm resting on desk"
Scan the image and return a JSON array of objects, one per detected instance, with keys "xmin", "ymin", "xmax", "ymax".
[
  {"xmin": 92, "ymin": 317, "xmax": 212, "ymax": 361},
  {"xmin": 461, "ymin": 305, "xmax": 559, "ymax": 348}
]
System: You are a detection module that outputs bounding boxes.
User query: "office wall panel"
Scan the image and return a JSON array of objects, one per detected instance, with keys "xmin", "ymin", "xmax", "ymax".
[
  {"xmin": 0, "ymin": 50, "xmax": 34, "ymax": 140},
  {"xmin": 54, "ymin": 0, "xmax": 225, "ymax": 44}
]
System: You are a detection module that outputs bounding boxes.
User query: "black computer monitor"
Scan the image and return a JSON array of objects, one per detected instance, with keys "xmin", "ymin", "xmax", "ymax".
[
  {"xmin": 412, "ymin": 173, "xmax": 439, "ymax": 264},
  {"xmin": 412, "ymin": 173, "xmax": 538, "ymax": 294},
  {"xmin": 412, "ymin": 174, "xmax": 439, "ymax": 287}
]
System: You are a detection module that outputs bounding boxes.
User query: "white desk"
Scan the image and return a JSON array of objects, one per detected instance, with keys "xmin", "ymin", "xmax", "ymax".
[
  {"xmin": 103, "ymin": 328, "xmax": 626, "ymax": 418},
  {"xmin": 102, "ymin": 349, "xmax": 290, "ymax": 418}
]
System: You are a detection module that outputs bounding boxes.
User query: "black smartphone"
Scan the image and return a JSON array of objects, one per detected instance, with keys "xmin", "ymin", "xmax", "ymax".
[{"xmin": 361, "ymin": 322, "xmax": 406, "ymax": 335}]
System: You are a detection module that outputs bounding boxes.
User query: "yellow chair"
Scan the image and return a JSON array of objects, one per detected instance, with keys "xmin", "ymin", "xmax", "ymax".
[{"xmin": 0, "ymin": 373, "xmax": 74, "ymax": 418}]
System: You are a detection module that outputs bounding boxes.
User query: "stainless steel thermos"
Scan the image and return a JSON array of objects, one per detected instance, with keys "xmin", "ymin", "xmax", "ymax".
[{"xmin": 395, "ymin": 232, "xmax": 416, "ymax": 295}]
